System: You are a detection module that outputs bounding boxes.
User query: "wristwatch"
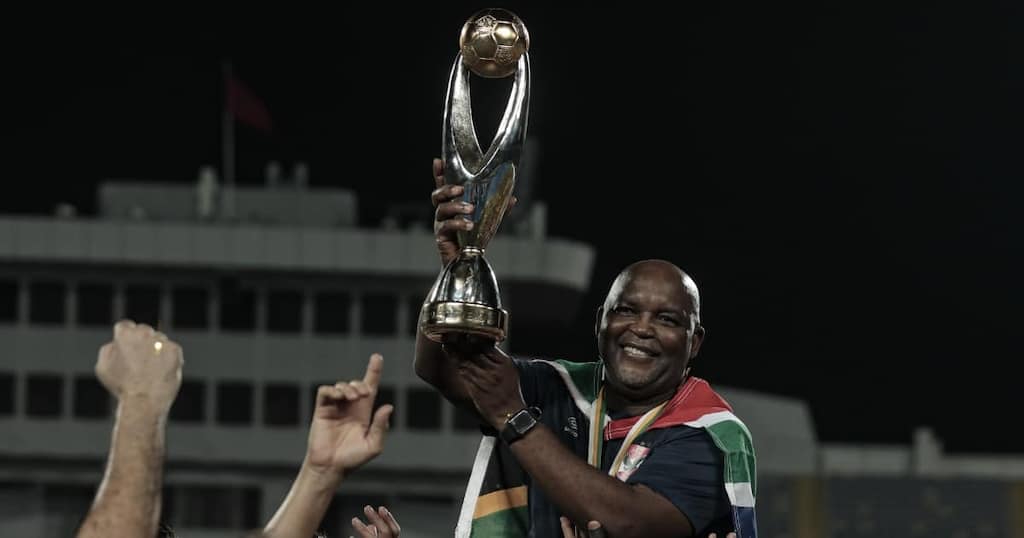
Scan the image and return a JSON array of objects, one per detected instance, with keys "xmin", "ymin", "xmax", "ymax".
[{"xmin": 500, "ymin": 406, "xmax": 542, "ymax": 445}]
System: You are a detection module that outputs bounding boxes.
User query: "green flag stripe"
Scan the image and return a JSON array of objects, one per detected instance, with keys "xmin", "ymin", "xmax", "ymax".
[{"xmin": 470, "ymin": 506, "xmax": 530, "ymax": 537}]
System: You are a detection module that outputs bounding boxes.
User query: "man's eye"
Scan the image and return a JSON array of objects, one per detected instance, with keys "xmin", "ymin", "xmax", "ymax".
[
  {"xmin": 613, "ymin": 306, "xmax": 634, "ymax": 314},
  {"xmin": 658, "ymin": 315, "xmax": 680, "ymax": 325}
]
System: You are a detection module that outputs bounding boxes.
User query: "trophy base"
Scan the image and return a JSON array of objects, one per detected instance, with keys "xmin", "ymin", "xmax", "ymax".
[{"xmin": 420, "ymin": 301, "xmax": 508, "ymax": 343}]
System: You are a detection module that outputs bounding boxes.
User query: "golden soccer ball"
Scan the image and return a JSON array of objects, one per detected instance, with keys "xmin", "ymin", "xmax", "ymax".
[{"xmin": 459, "ymin": 8, "xmax": 530, "ymax": 79}]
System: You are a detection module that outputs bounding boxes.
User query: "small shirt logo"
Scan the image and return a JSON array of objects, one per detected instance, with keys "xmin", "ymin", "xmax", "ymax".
[
  {"xmin": 564, "ymin": 417, "xmax": 579, "ymax": 438},
  {"xmin": 615, "ymin": 443, "xmax": 652, "ymax": 481}
]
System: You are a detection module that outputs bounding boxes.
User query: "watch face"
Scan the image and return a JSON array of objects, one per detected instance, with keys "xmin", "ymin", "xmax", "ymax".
[{"xmin": 510, "ymin": 410, "xmax": 535, "ymax": 432}]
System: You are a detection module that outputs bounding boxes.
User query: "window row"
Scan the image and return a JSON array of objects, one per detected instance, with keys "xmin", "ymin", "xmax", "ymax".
[
  {"xmin": 0, "ymin": 372, "xmax": 482, "ymax": 432},
  {"xmin": 0, "ymin": 278, "xmax": 425, "ymax": 336}
]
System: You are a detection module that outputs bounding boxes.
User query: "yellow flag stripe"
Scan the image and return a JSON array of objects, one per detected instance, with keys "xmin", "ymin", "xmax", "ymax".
[{"xmin": 473, "ymin": 486, "xmax": 530, "ymax": 519}]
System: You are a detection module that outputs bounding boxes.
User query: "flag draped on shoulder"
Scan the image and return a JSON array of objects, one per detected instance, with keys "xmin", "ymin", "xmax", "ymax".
[{"xmin": 455, "ymin": 360, "xmax": 758, "ymax": 538}]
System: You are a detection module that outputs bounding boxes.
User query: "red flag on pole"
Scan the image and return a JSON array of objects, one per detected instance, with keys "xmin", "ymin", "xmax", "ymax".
[{"xmin": 226, "ymin": 73, "xmax": 273, "ymax": 133}]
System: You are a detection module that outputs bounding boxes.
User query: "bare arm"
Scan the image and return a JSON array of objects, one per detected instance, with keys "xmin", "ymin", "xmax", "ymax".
[
  {"xmin": 261, "ymin": 463, "xmax": 340, "ymax": 538},
  {"xmin": 263, "ymin": 354, "xmax": 394, "ymax": 538},
  {"xmin": 508, "ymin": 423, "xmax": 692, "ymax": 538},
  {"xmin": 414, "ymin": 330, "xmax": 473, "ymax": 404},
  {"xmin": 459, "ymin": 349, "xmax": 694, "ymax": 538},
  {"xmin": 77, "ymin": 321, "xmax": 183, "ymax": 538}
]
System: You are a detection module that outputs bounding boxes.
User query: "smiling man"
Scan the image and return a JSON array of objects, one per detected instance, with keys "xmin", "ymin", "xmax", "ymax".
[{"xmin": 417, "ymin": 163, "xmax": 758, "ymax": 538}]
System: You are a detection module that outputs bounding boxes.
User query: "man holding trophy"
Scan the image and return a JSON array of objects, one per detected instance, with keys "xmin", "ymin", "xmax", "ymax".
[{"xmin": 416, "ymin": 9, "xmax": 758, "ymax": 538}]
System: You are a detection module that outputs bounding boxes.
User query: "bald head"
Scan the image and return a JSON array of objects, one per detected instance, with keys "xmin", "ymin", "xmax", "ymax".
[{"xmin": 604, "ymin": 260, "xmax": 701, "ymax": 321}]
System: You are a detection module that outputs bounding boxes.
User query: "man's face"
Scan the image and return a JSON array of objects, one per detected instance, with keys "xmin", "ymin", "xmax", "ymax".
[{"xmin": 596, "ymin": 265, "xmax": 703, "ymax": 402}]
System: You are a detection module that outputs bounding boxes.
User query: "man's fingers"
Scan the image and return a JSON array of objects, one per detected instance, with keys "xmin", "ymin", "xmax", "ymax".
[
  {"xmin": 334, "ymin": 382, "xmax": 362, "ymax": 401},
  {"xmin": 97, "ymin": 342, "xmax": 114, "ymax": 364},
  {"xmin": 435, "ymin": 199, "xmax": 474, "ymax": 221},
  {"xmin": 113, "ymin": 319, "xmax": 136, "ymax": 339},
  {"xmin": 349, "ymin": 380, "xmax": 372, "ymax": 397},
  {"xmin": 379, "ymin": 506, "xmax": 400, "ymax": 535},
  {"xmin": 437, "ymin": 219, "xmax": 474, "ymax": 237},
  {"xmin": 315, "ymin": 385, "xmax": 335, "ymax": 406},
  {"xmin": 351, "ymin": 516, "xmax": 378, "ymax": 538},
  {"xmin": 559, "ymin": 516, "xmax": 575, "ymax": 538},
  {"xmin": 317, "ymin": 384, "xmax": 351, "ymax": 406},
  {"xmin": 431, "ymin": 184, "xmax": 464, "ymax": 208},
  {"xmin": 367, "ymin": 404, "xmax": 394, "ymax": 452},
  {"xmin": 362, "ymin": 353, "xmax": 383, "ymax": 389},
  {"xmin": 433, "ymin": 158, "xmax": 444, "ymax": 188},
  {"xmin": 95, "ymin": 343, "xmax": 115, "ymax": 382},
  {"xmin": 482, "ymin": 346, "xmax": 512, "ymax": 364},
  {"xmin": 362, "ymin": 505, "xmax": 388, "ymax": 536},
  {"xmin": 457, "ymin": 359, "xmax": 487, "ymax": 380},
  {"xmin": 466, "ymin": 351, "xmax": 497, "ymax": 370},
  {"xmin": 586, "ymin": 521, "xmax": 607, "ymax": 538},
  {"xmin": 506, "ymin": 195, "xmax": 519, "ymax": 216}
]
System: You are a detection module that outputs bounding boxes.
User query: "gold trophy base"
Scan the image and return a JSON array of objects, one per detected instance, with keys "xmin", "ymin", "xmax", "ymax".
[{"xmin": 420, "ymin": 301, "xmax": 508, "ymax": 343}]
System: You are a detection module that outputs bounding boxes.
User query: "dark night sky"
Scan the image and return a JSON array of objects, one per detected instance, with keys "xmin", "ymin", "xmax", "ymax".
[{"xmin": 6, "ymin": 5, "xmax": 1023, "ymax": 452}]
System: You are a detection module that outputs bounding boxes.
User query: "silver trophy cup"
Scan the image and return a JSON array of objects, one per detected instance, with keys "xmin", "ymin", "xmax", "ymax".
[{"xmin": 420, "ymin": 9, "xmax": 530, "ymax": 344}]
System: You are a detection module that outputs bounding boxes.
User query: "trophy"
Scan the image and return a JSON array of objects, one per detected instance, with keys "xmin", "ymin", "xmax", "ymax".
[{"xmin": 420, "ymin": 8, "xmax": 530, "ymax": 344}]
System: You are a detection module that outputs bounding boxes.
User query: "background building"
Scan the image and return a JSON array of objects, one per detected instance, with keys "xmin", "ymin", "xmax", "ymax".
[{"xmin": 4, "ymin": 173, "xmax": 1021, "ymax": 537}]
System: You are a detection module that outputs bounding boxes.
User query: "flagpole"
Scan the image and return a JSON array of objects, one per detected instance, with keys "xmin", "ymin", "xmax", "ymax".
[{"xmin": 221, "ymin": 58, "xmax": 236, "ymax": 219}]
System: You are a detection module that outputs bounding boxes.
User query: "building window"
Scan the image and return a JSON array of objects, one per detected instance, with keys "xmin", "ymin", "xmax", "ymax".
[
  {"xmin": 267, "ymin": 289, "xmax": 302, "ymax": 333},
  {"xmin": 216, "ymin": 381, "xmax": 253, "ymax": 425},
  {"xmin": 361, "ymin": 293, "xmax": 397, "ymax": 336},
  {"xmin": 26, "ymin": 374, "xmax": 63, "ymax": 417},
  {"xmin": 314, "ymin": 291, "xmax": 350, "ymax": 335},
  {"xmin": 0, "ymin": 372, "xmax": 14, "ymax": 415},
  {"xmin": 73, "ymin": 376, "xmax": 110, "ymax": 419},
  {"xmin": 407, "ymin": 295, "xmax": 424, "ymax": 337},
  {"xmin": 172, "ymin": 287, "xmax": 208, "ymax": 330},
  {"xmin": 405, "ymin": 387, "xmax": 441, "ymax": 430},
  {"xmin": 0, "ymin": 279, "xmax": 17, "ymax": 322},
  {"xmin": 219, "ymin": 281, "xmax": 256, "ymax": 331},
  {"xmin": 263, "ymin": 383, "xmax": 300, "ymax": 426},
  {"xmin": 377, "ymin": 386, "xmax": 396, "ymax": 412},
  {"xmin": 124, "ymin": 285, "xmax": 161, "ymax": 327},
  {"xmin": 43, "ymin": 484, "xmax": 96, "ymax": 537},
  {"xmin": 29, "ymin": 281, "xmax": 65, "ymax": 325},
  {"xmin": 170, "ymin": 379, "xmax": 206, "ymax": 423},
  {"xmin": 77, "ymin": 283, "xmax": 113, "ymax": 327},
  {"xmin": 173, "ymin": 485, "xmax": 261, "ymax": 529}
]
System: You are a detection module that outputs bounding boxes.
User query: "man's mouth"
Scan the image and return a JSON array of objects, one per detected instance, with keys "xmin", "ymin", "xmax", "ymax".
[{"xmin": 620, "ymin": 343, "xmax": 658, "ymax": 359}]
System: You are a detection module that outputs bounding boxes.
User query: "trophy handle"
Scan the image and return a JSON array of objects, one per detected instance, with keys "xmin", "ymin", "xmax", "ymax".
[
  {"xmin": 442, "ymin": 53, "xmax": 530, "ymax": 250},
  {"xmin": 458, "ymin": 161, "xmax": 516, "ymax": 251}
]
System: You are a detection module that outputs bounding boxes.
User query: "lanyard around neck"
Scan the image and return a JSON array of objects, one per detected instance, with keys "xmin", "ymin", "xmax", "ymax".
[{"xmin": 587, "ymin": 386, "xmax": 669, "ymax": 478}]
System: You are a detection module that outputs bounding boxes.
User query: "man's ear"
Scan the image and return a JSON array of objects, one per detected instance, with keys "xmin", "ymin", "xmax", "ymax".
[
  {"xmin": 690, "ymin": 324, "xmax": 706, "ymax": 358},
  {"xmin": 594, "ymin": 306, "xmax": 604, "ymax": 339}
]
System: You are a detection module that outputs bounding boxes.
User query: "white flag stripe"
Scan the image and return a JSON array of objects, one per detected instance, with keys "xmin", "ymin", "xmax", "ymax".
[
  {"xmin": 724, "ymin": 481, "xmax": 756, "ymax": 507},
  {"xmin": 684, "ymin": 410, "xmax": 753, "ymax": 439},
  {"xmin": 548, "ymin": 361, "xmax": 595, "ymax": 415},
  {"xmin": 456, "ymin": 436, "xmax": 496, "ymax": 538}
]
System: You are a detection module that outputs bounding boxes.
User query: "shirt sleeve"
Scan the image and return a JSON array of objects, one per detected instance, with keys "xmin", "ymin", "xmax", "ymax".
[
  {"xmin": 512, "ymin": 357, "xmax": 566, "ymax": 409},
  {"xmin": 624, "ymin": 426, "xmax": 732, "ymax": 535}
]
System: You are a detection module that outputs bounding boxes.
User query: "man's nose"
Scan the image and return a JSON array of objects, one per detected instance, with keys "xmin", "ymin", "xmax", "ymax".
[{"xmin": 629, "ymin": 314, "xmax": 656, "ymax": 337}]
